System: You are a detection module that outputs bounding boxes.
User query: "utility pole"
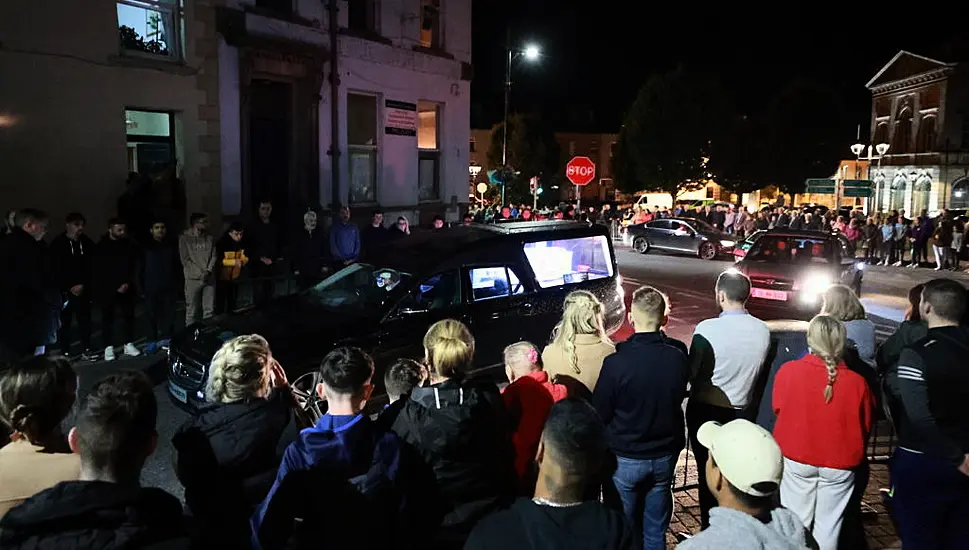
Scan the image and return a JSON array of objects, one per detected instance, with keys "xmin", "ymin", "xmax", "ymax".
[{"xmin": 501, "ymin": 27, "xmax": 512, "ymax": 207}]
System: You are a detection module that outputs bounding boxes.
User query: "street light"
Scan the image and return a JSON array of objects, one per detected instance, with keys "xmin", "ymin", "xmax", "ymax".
[
  {"xmin": 501, "ymin": 40, "xmax": 541, "ymax": 206},
  {"xmin": 851, "ymin": 141, "xmax": 890, "ymax": 213}
]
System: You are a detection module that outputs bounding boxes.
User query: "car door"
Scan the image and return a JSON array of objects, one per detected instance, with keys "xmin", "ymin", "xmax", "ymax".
[
  {"xmin": 374, "ymin": 269, "xmax": 465, "ymax": 383},
  {"xmin": 645, "ymin": 219, "xmax": 673, "ymax": 250},
  {"xmin": 464, "ymin": 264, "xmax": 536, "ymax": 375},
  {"xmin": 668, "ymin": 220, "xmax": 699, "ymax": 253}
]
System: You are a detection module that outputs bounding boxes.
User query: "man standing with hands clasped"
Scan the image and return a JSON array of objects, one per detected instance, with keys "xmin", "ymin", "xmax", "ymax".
[
  {"xmin": 179, "ymin": 213, "xmax": 216, "ymax": 326},
  {"xmin": 94, "ymin": 218, "xmax": 141, "ymax": 361}
]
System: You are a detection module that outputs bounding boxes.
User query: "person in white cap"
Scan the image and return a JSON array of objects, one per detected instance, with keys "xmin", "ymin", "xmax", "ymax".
[{"xmin": 677, "ymin": 419, "xmax": 815, "ymax": 550}]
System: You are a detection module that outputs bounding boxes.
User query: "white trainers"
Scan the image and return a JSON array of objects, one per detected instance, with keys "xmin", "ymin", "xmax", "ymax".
[
  {"xmin": 104, "ymin": 346, "xmax": 116, "ymax": 362},
  {"xmin": 123, "ymin": 343, "xmax": 142, "ymax": 357}
]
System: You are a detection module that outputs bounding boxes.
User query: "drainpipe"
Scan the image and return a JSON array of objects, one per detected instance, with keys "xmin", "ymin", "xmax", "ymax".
[{"xmin": 328, "ymin": 0, "xmax": 341, "ymax": 210}]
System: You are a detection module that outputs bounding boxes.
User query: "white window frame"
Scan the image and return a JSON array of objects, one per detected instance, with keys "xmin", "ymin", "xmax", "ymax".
[
  {"xmin": 347, "ymin": 92, "xmax": 380, "ymax": 204},
  {"xmin": 117, "ymin": 0, "xmax": 184, "ymax": 62}
]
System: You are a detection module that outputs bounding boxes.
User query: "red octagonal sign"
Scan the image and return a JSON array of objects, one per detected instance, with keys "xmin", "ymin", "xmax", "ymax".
[{"xmin": 566, "ymin": 156, "xmax": 596, "ymax": 186}]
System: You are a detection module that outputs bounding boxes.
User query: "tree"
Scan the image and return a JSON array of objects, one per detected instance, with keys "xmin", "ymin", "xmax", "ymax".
[
  {"xmin": 486, "ymin": 113, "xmax": 560, "ymax": 205},
  {"xmin": 707, "ymin": 113, "xmax": 768, "ymax": 196},
  {"xmin": 613, "ymin": 68, "xmax": 729, "ymax": 202}
]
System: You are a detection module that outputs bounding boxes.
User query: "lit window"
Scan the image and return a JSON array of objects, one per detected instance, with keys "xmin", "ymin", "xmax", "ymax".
[
  {"xmin": 348, "ymin": 93, "xmax": 378, "ymax": 203},
  {"xmin": 348, "ymin": 0, "xmax": 377, "ymax": 32},
  {"xmin": 125, "ymin": 109, "xmax": 176, "ymax": 175},
  {"xmin": 117, "ymin": 0, "xmax": 183, "ymax": 60},
  {"xmin": 419, "ymin": 0, "xmax": 441, "ymax": 48},
  {"xmin": 418, "ymin": 101, "xmax": 441, "ymax": 202}
]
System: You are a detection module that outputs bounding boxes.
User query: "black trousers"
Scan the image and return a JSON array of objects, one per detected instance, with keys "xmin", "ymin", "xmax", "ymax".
[
  {"xmin": 145, "ymin": 290, "xmax": 175, "ymax": 341},
  {"xmin": 101, "ymin": 292, "xmax": 135, "ymax": 347},
  {"xmin": 686, "ymin": 400, "xmax": 745, "ymax": 529},
  {"xmin": 59, "ymin": 293, "xmax": 92, "ymax": 354},
  {"xmin": 215, "ymin": 280, "xmax": 239, "ymax": 315},
  {"xmin": 249, "ymin": 263, "xmax": 275, "ymax": 306}
]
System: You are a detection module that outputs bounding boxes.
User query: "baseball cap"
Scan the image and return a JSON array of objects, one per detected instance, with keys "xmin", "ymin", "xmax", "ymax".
[{"xmin": 697, "ymin": 419, "xmax": 782, "ymax": 497}]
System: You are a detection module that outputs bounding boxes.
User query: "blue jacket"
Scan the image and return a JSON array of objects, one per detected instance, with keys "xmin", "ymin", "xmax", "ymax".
[
  {"xmin": 329, "ymin": 222, "xmax": 360, "ymax": 262},
  {"xmin": 593, "ymin": 331, "xmax": 690, "ymax": 459},
  {"xmin": 251, "ymin": 413, "xmax": 403, "ymax": 550}
]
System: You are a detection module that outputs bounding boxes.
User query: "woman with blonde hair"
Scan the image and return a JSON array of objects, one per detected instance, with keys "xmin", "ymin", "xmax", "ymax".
[
  {"xmin": 392, "ymin": 319, "xmax": 515, "ymax": 545},
  {"xmin": 542, "ymin": 290, "xmax": 616, "ymax": 392},
  {"xmin": 172, "ymin": 334, "xmax": 301, "ymax": 547},
  {"xmin": 821, "ymin": 284, "xmax": 875, "ymax": 366},
  {"xmin": 0, "ymin": 356, "xmax": 80, "ymax": 519},
  {"xmin": 772, "ymin": 315, "xmax": 874, "ymax": 550}
]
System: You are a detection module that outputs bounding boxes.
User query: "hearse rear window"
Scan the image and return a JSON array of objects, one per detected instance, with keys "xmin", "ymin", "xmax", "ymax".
[{"xmin": 523, "ymin": 235, "xmax": 614, "ymax": 288}]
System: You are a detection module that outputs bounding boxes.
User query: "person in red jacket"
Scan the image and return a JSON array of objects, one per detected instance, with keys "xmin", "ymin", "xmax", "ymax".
[
  {"xmin": 772, "ymin": 314, "xmax": 874, "ymax": 550},
  {"xmin": 502, "ymin": 341, "xmax": 568, "ymax": 495}
]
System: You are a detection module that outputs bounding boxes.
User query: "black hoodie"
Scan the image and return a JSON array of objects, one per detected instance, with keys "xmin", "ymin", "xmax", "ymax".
[
  {"xmin": 93, "ymin": 235, "xmax": 139, "ymax": 300},
  {"xmin": 50, "ymin": 232, "xmax": 96, "ymax": 292},
  {"xmin": 0, "ymin": 480, "xmax": 189, "ymax": 549},
  {"xmin": 464, "ymin": 498, "xmax": 637, "ymax": 550}
]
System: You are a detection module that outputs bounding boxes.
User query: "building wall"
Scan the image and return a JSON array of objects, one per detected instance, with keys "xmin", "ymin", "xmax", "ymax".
[
  {"xmin": 0, "ymin": 0, "xmax": 221, "ymax": 235},
  {"xmin": 217, "ymin": 0, "xmax": 471, "ymax": 227},
  {"xmin": 555, "ymin": 132, "xmax": 618, "ymax": 202}
]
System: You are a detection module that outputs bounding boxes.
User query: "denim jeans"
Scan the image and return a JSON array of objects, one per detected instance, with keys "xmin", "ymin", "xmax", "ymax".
[
  {"xmin": 612, "ymin": 454, "xmax": 677, "ymax": 550},
  {"xmin": 891, "ymin": 448, "xmax": 969, "ymax": 550}
]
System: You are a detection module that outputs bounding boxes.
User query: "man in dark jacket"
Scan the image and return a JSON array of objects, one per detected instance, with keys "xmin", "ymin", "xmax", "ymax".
[
  {"xmin": 593, "ymin": 286, "xmax": 689, "ymax": 550},
  {"xmin": 0, "ymin": 371, "xmax": 188, "ymax": 549},
  {"xmin": 94, "ymin": 218, "xmax": 141, "ymax": 361},
  {"xmin": 141, "ymin": 219, "xmax": 180, "ymax": 349},
  {"xmin": 0, "ymin": 209, "xmax": 60, "ymax": 361},
  {"xmin": 885, "ymin": 278, "xmax": 969, "ymax": 550},
  {"xmin": 50, "ymin": 212, "xmax": 97, "ymax": 358},
  {"xmin": 253, "ymin": 347, "xmax": 403, "ymax": 550},
  {"xmin": 465, "ymin": 399, "xmax": 637, "ymax": 550},
  {"xmin": 247, "ymin": 200, "xmax": 281, "ymax": 306}
]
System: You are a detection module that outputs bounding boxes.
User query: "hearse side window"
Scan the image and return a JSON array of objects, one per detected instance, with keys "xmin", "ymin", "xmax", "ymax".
[
  {"xmin": 470, "ymin": 266, "xmax": 525, "ymax": 301},
  {"xmin": 401, "ymin": 270, "xmax": 460, "ymax": 310},
  {"xmin": 523, "ymin": 235, "xmax": 614, "ymax": 288}
]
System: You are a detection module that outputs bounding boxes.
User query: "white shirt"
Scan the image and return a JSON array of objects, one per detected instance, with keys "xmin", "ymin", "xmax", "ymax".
[{"xmin": 689, "ymin": 311, "xmax": 771, "ymax": 409}]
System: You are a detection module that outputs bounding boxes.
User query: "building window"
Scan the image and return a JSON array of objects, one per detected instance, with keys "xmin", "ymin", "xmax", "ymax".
[
  {"xmin": 254, "ymin": 0, "xmax": 293, "ymax": 14},
  {"xmin": 873, "ymin": 122, "xmax": 889, "ymax": 145},
  {"xmin": 610, "ymin": 142, "xmax": 617, "ymax": 158},
  {"xmin": 117, "ymin": 0, "xmax": 183, "ymax": 60},
  {"xmin": 419, "ymin": 0, "xmax": 441, "ymax": 49},
  {"xmin": 951, "ymin": 178, "xmax": 969, "ymax": 210},
  {"xmin": 890, "ymin": 174, "xmax": 908, "ymax": 212},
  {"xmin": 126, "ymin": 109, "xmax": 176, "ymax": 175},
  {"xmin": 418, "ymin": 101, "xmax": 441, "ymax": 202},
  {"xmin": 568, "ymin": 141, "xmax": 576, "ymax": 156},
  {"xmin": 705, "ymin": 186, "xmax": 714, "ymax": 199},
  {"xmin": 348, "ymin": 0, "xmax": 377, "ymax": 32},
  {"xmin": 348, "ymin": 93, "xmax": 378, "ymax": 203},
  {"xmin": 893, "ymin": 108, "xmax": 913, "ymax": 154},
  {"xmin": 469, "ymin": 137, "xmax": 476, "ymax": 153},
  {"xmin": 916, "ymin": 116, "xmax": 937, "ymax": 153}
]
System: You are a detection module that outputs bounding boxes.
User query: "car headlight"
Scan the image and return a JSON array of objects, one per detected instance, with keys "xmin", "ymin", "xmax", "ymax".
[
  {"xmin": 855, "ymin": 262, "xmax": 865, "ymax": 271},
  {"xmin": 797, "ymin": 274, "xmax": 832, "ymax": 295},
  {"xmin": 720, "ymin": 240, "xmax": 736, "ymax": 248}
]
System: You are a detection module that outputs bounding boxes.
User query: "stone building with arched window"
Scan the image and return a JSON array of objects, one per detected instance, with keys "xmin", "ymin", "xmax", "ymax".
[{"xmin": 867, "ymin": 51, "xmax": 969, "ymax": 215}]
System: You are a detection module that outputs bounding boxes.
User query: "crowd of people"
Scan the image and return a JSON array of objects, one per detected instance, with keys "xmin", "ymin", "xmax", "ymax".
[{"xmin": 0, "ymin": 266, "xmax": 966, "ymax": 549}]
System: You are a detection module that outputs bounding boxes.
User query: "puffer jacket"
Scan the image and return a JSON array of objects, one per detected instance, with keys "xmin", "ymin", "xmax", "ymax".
[
  {"xmin": 171, "ymin": 389, "xmax": 296, "ymax": 547},
  {"xmin": 391, "ymin": 378, "xmax": 516, "ymax": 545},
  {"xmin": 0, "ymin": 480, "xmax": 188, "ymax": 549}
]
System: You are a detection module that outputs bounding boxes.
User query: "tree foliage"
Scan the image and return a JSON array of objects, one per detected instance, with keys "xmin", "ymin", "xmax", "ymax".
[
  {"xmin": 614, "ymin": 68, "xmax": 728, "ymax": 200},
  {"xmin": 486, "ymin": 113, "xmax": 560, "ymax": 205}
]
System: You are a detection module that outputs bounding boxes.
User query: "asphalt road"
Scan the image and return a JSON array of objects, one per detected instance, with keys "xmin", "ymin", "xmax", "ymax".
[{"xmin": 73, "ymin": 244, "xmax": 964, "ymax": 499}]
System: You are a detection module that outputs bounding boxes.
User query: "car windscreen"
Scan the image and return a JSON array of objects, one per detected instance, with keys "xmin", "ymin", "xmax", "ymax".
[
  {"xmin": 523, "ymin": 235, "xmax": 614, "ymax": 288},
  {"xmin": 688, "ymin": 219, "xmax": 717, "ymax": 233},
  {"xmin": 745, "ymin": 236, "xmax": 833, "ymax": 264},
  {"xmin": 303, "ymin": 263, "xmax": 412, "ymax": 310}
]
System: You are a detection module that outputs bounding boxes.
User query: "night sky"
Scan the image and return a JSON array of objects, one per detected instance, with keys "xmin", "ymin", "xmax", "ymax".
[{"xmin": 471, "ymin": 2, "xmax": 967, "ymax": 134}]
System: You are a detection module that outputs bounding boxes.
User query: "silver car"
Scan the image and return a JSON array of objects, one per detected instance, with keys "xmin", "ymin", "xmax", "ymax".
[{"xmin": 623, "ymin": 217, "xmax": 736, "ymax": 260}]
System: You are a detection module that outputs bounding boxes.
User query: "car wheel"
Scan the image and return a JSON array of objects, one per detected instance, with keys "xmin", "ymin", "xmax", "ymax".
[
  {"xmin": 699, "ymin": 242, "xmax": 717, "ymax": 260},
  {"xmin": 633, "ymin": 237, "xmax": 650, "ymax": 254}
]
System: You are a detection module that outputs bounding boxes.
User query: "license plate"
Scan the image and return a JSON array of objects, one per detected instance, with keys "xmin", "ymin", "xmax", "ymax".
[
  {"xmin": 168, "ymin": 381, "xmax": 188, "ymax": 403},
  {"xmin": 751, "ymin": 288, "xmax": 788, "ymax": 301}
]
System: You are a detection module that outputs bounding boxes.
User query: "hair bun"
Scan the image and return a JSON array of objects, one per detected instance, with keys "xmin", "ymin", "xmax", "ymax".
[{"xmin": 9, "ymin": 404, "xmax": 35, "ymax": 432}]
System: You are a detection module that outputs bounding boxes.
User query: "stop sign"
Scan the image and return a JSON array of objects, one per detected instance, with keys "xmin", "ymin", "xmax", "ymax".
[{"xmin": 566, "ymin": 156, "xmax": 596, "ymax": 186}]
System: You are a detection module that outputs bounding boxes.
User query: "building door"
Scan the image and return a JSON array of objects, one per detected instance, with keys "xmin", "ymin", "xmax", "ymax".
[{"xmin": 248, "ymin": 79, "xmax": 293, "ymax": 224}]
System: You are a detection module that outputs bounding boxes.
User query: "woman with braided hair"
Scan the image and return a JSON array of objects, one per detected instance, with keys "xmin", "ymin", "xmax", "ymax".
[
  {"xmin": 772, "ymin": 315, "xmax": 876, "ymax": 550},
  {"xmin": 541, "ymin": 290, "xmax": 616, "ymax": 393},
  {"xmin": 172, "ymin": 334, "xmax": 303, "ymax": 547},
  {"xmin": 0, "ymin": 356, "xmax": 79, "ymax": 519}
]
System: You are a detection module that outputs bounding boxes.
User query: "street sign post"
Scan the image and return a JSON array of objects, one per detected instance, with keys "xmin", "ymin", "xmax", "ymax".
[
  {"xmin": 843, "ymin": 187, "xmax": 873, "ymax": 198},
  {"xmin": 805, "ymin": 178, "xmax": 836, "ymax": 194},
  {"xmin": 842, "ymin": 180, "xmax": 873, "ymax": 188},
  {"xmin": 566, "ymin": 156, "xmax": 596, "ymax": 212}
]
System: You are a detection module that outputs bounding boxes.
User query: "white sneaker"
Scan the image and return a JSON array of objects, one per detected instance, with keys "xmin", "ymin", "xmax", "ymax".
[
  {"xmin": 123, "ymin": 343, "xmax": 142, "ymax": 357},
  {"xmin": 104, "ymin": 346, "xmax": 116, "ymax": 362}
]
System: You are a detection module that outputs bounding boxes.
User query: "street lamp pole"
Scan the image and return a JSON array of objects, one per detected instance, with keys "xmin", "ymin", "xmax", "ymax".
[
  {"xmin": 500, "ymin": 35, "xmax": 540, "ymax": 207},
  {"xmin": 851, "ymin": 141, "xmax": 890, "ymax": 214}
]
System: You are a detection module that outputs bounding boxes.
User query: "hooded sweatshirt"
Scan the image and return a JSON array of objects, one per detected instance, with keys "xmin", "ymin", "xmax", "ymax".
[
  {"xmin": 464, "ymin": 497, "xmax": 637, "ymax": 550},
  {"xmin": 676, "ymin": 506, "xmax": 813, "ymax": 550},
  {"xmin": 49, "ymin": 232, "xmax": 95, "ymax": 292},
  {"xmin": 0, "ymin": 480, "xmax": 188, "ymax": 550},
  {"xmin": 178, "ymin": 230, "xmax": 216, "ymax": 280}
]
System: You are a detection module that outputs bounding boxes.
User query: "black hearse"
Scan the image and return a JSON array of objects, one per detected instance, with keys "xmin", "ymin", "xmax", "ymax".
[{"xmin": 167, "ymin": 221, "xmax": 626, "ymax": 411}]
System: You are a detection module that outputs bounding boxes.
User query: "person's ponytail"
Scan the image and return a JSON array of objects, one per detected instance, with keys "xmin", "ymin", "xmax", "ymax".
[
  {"xmin": 806, "ymin": 315, "xmax": 847, "ymax": 405},
  {"xmin": 423, "ymin": 319, "xmax": 475, "ymax": 380}
]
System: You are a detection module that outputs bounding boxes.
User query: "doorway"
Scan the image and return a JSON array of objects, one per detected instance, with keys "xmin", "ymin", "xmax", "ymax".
[{"xmin": 248, "ymin": 79, "xmax": 293, "ymax": 224}]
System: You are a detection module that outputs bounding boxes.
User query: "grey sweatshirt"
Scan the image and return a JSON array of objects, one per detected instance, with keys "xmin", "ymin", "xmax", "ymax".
[
  {"xmin": 677, "ymin": 507, "xmax": 814, "ymax": 550},
  {"xmin": 178, "ymin": 231, "xmax": 215, "ymax": 280}
]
